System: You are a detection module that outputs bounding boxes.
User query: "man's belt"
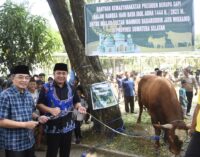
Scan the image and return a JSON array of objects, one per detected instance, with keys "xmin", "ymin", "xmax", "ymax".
[{"xmin": 45, "ymin": 113, "xmax": 72, "ymax": 131}]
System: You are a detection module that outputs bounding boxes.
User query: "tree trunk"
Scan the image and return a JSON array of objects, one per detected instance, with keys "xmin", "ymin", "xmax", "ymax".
[
  {"xmin": 69, "ymin": 0, "xmax": 105, "ymax": 77},
  {"xmin": 47, "ymin": 0, "xmax": 123, "ymax": 132}
]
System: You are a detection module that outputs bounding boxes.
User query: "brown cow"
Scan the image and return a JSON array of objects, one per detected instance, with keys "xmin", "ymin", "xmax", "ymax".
[{"xmin": 137, "ymin": 75, "xmax": 189, "ymax": 155}]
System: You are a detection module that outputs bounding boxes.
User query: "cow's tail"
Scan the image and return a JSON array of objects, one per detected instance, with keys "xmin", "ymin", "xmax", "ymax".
[{"xmin": 137, "ymin": 79, "xmax": 143, "ymax": 123}]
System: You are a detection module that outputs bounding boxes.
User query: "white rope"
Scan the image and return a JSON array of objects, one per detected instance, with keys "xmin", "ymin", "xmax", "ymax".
[
  {"xmin": 47, "ymin": 111, "xmax": 158, "ymax": 139},
  {"xmin": 46, "ymin": 111, "xmax": 188, "ymax": 140}
]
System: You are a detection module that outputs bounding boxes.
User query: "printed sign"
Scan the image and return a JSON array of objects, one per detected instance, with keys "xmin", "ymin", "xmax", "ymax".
[
  {"xmin": 85, "ymin": 0, "xmax": 194, "ymax": 56},
  {"xmin": 90, "ymin": 82, "xmax": 118, "ymax": 110}
]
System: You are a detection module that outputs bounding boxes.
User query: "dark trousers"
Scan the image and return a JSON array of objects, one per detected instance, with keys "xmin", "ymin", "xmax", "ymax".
[
  {"xmin": 5, "ymin": 146, "xmax": 34, "ymax": 157},
  {"xmin": 46, "ymin": 131, "xmax": 72, "ymax": 157},
  {"xmin": 186, "ymin": 91, "xmax": 193, "ymax": 113},
  {"xmin": 185, "ymin": 131, "xmax": 200, "ymax": 157},
  {"xmin": 117, "ymin": 88, "xmax": 123, "ymax": 101},
  {"xmin": 124, "ymin": 96, "xmax": 134, "ymax": 113},
  {"xmin": 74, "ymin": 121, "xmax": 82, "ymax": 139}
]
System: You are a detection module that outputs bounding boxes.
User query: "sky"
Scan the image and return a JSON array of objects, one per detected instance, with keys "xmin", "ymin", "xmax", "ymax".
[{"xmin": 0, "ymin": 0, "xmax": 200, "ymax": 34}]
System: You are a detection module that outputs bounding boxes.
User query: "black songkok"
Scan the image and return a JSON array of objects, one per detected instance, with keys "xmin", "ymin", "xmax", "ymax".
[
  {"xmin": 12, "ymin": 65, "xmax": 30, "ymax": 75},
  {"xmin": 53, "ymin": 63, "xmax": 68, "ymax": 72}
]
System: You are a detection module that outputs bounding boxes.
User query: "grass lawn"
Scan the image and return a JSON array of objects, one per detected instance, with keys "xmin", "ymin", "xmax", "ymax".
[{"xmin": 80, "ymin": 111, "xmax": 190, "ymax": 157}]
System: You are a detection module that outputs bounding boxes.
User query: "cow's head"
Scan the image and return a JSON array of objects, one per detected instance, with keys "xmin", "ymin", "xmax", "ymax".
[
  {"xmin": 154, "ymin": 123, "xmax": 190, "ymax": 155},
  {"xmin": 167, "ymin": 130, "xmax": 183, "ymax": 155}
]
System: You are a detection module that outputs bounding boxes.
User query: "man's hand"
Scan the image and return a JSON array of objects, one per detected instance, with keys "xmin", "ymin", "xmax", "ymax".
[
  {"xmin": 50, "ymin": 107, "xmax": 61, "ymax": 116},
  {"xmin": 78, "ymin": 106, "xmax": 86, "ymax": 114},
  {"xmin": 38, "ymin": 115, "xmax": 49, "ymax": 124},
  {"xmin": 24, "ymin": 121, "xmax": 39, "ymax": 129}
]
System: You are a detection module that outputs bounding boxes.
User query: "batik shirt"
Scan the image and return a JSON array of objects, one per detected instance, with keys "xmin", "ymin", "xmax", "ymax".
[{"xmin": 37, "ymin": 82, "xmax": 80, "ymax": 134}]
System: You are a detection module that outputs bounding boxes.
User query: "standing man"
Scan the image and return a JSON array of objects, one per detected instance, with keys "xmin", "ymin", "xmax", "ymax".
[
  {"xmin": 37, "ymin": 63, "xmax": 86, "ymax": 157},
  {"xmin": 122, "ymin": 71, "xmax": 135, "ymax": 113},
  {"xmin": 0, "ymin": 65, "xmax": 49, "ymax": 157},
  {"xmin": 176, "ymin": 68, "xmax": 198, "ymax": 116},
  {"xmin": 116, "ymin": 73, "xmax": 123, "ymax": 102},
  {"xmin": 179, "ymin": 80, "xmax": 188, "ymax": 117}
]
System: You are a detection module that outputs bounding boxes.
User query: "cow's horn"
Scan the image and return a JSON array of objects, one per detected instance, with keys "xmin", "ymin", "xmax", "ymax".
[{"xmin": 161, "ymin": 124, "xmax": 173, "ymax": 129}]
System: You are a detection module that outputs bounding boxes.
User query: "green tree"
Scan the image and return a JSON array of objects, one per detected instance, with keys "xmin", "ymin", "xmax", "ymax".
[{"xmin": 0, "ymin": 2, "xmax": 61, "ymax": 73}]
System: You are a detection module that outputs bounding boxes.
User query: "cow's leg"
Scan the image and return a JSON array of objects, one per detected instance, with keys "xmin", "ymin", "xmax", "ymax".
[
  {"xmin": 154, "ymin": 128, "xmax": 161, "ymax": 148},
  {"xmin": 151, "ymin": 116, "xmax": 161, "ymax": 148},
  {"xmin": 153, "ymin": 127, "xmax": 162, "ymax": 157}
]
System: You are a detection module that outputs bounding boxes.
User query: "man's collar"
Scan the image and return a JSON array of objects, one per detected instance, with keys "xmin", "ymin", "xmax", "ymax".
[
  {"xmin": 12, "ymin": 85, "xmax": 28, "ymax": 94},
  {"xmin": 53, "ymin": 81, "xmax": 67, "ymax": 88}
]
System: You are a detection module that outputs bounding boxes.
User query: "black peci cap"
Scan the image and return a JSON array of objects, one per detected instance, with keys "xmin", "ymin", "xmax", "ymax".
[
  {"xmin": 12, "ymin": 65, "xmax": 30, "ymax": 75},
  {"xmin": 53, "ymin": 63, "xmax": 68, "ymax": 72}
]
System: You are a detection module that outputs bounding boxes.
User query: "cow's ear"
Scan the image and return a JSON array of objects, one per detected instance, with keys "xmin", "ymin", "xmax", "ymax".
[
  {"xmin": 153, "ymin": 123, "xmax": 173, "ymax": 129},
  {"xmin": 153, "ymin": 124, "xmax": 161, "ymax": 129}
]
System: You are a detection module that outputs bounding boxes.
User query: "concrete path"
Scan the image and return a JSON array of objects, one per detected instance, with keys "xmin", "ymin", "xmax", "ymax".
[
  {"xmin": 0, "ymin": 144, "xmax": 140, "ymax": 157},
  {"xmin": 0, "ymin": 145, "xmax": 85, "ymax": 157}
]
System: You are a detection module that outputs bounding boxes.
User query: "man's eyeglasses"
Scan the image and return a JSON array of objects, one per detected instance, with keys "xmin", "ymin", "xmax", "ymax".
[{"xmin": 15, "ymin": 75, "xmax": 31, "ymax": 81}]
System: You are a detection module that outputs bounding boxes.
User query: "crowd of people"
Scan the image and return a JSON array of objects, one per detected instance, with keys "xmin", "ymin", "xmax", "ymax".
[
  {"xmin": 115, "ymin": 67, "xmax": 199, "ymax": 116},
  {"xmin": 1, "ymin": 64, "xmax": 200, "ymax": 157},
  {"xmin": 0, "ymin": 63, "xmax": 87, "ymax": 157}
]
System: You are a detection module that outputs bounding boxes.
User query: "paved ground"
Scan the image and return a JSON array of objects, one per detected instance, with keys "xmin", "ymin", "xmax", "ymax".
[
  {"xmin": 0, "ymin": 148, "xmax": 85, "ymax": 157},
  {"xmin": 0, "ymin": 144, "xmax": 139, "ymax": 157}
]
